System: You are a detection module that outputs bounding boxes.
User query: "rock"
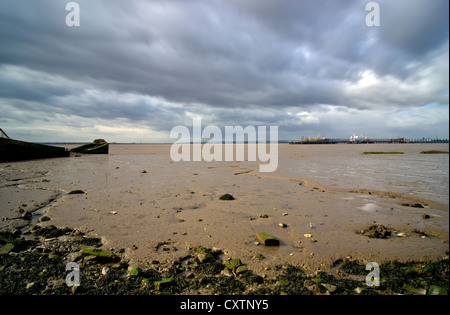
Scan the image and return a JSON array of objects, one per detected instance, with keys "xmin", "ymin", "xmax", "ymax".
[
  {"xmin": 402, "ymin": 203, "xmax": 425, "ymax": 208},
  {"xmin": 221, "ymin": 269, "xmax": 234, "ymax": 277},
  {"xmin": 278, "ymin": 223, "xmax": 287, "ymax": 228},
  {"xmin": 304, "ymin": 279, "xmax": 321, "ymax": 294},
  {"xmin": 235, "ymin": 265, "xmax": 248, "ymax": 275},
  {"xmin": 154, "ymin": 278, "xmax": 174, "ymax": 291},
  {"xmin": 68, "ymin": 190, "xmax": 85, "ymax": 195},
  {"xmin": 39, "ymin": 216, "xmax": 51, "ymax": 222},
  {"xmin": 260, "ymin": 214, "xmax": 269, "ymax": 218},
  {"xmin": 422, "ymin": 214, "xmax": 431, "ymax": 219},
  {"xmin": 219, "ymin": 194, "xmax": 235, "ymax": 200},
  {"xmin": 26, "ymin": 282, "xmax": 35, "ymax": 290},
  {"xmin": 428, "ymin": 285, "xmax": 448, "ymax": 295},
  {"xmin": 404, "ymin": 284, "xmax": 427, "ymax": 295},
  {"xmin": 127, "ymin": 267, "xmax": 143, "ymax": 276},
  {"xmin": 362, "ymin": 225, "xmax": 391, "ymax": 239},
  {"xmin": 321, "ymin": 283, "xmax": 337, "ymax": 293},
  {"xmin": 0, "ymin": 243, "xmax": 14, "ymax": 255},
  {"xmin": 22, "ymin": 211, "xmax": 32, "ymax": 220},
  {"xmin": 141, "ymin": 278, "xmax": 151, "ymax": 288},
  {"xmin": 195, "ymin": 247, "xmax": 214, "ymax": 263},
  {"xmin": 81, "ymin": 248, "xmax": 119, "ymax": 262},
  {"xmin": 101, "ymin": 267, "xmax": 110, "ymax": 275},
  {"xmin": 82, "ymin": 248, "xmax": 114, "ymax": 257},
  {"xmin": 252, "ymin": 254, "xmax": 265, "ymax": 260},
  {"xmin": 354, "ymin": 287, "xmax": 366, "ymax": 294},
  {"xmin": 141, "ymin": 170, "xmax": 147, "ymax": 174},
  {"xmin": 256, "ymin": 233, "xmax": 280, "ymax": 246},
  {"xmin": 225, "ymin": 258, "xmax": 242, "ymax": 270}
]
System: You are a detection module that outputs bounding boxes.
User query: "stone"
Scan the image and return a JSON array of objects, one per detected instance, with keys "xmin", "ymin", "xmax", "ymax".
[
  {"xmin": 225, "ymin": 258, "xmax": 242, "ymax": 270},
  {"xmin": 0, "ymin": 243, "xmax": 14, "ymax": 255},
  {"xmin": 22, "ymin": 211, "xmax": 32, "ymax": 220},
  {"xmin": 362, "ymin": 225, "xmax": 391, "ymax": 239},
  {"xmin": 81, "ymin": 248, "xmax": 119, "ymax": 262},
  {"xmin": 428, "ymin": 285, "xmax": 448, "ymax": 295},
  {"xmin": 127, "ymin": 267, "xmax": 143, "ymax": 276},
  {"xmin": 279, "ymin": 223, "xmax": 287, "ymax": 228},
  {"xmin": 219, "ymin": 194, "xmax": 235, "ymax": 200},
  {"xmin": 256, "ymin": 233, "xmax": 280, "ymax": 246},
  {"xmin": 354, "ymin": 287, "xmax": 366, "ymax": 294},
  {"xmin": 101, "ymin": 267, "xmax": 110, "ymax": 275},
  {"xmin": 68, "ymin": 190, "xmax": 85, "ymax": 195},
  {"xmin": 221, "ymin": 269, "xmax": 234, "ymax": 277},
  {"xmin": 81, "ymin": 248, "xmax": 114, "ymax": 258},
  {"xmin": 321, "ymin": 283, "xmax": 337, "ymax": 293},
  {"xmin": 154, "ymin": 278, "xmax": 174, "ymax": 291},
  {"xmin": 404, "ymin": 284, "xmax": 427, "ymax": 295},
  {"xmin": 304, "ymin": 280, "xmax": 321, "ymax": 294},
  {"xmin": 26, "ymin": 282, "xmax": 35, "ymax": 290},
  {"xmin": 235, "ymin": 265, "xmax": 248, "ymax": 274},
  {"xmin": 252, "ymin": 254, "xmax": 265, "ymax": 260},
  {"xmin": 195, "ymin": 247, "xmax": 214, "ymax": 263}
]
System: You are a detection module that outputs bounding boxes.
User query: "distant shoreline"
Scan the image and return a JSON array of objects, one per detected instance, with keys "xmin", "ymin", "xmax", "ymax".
[{"xmin": 41, "ymin": 139, "xmax": 449, "ymax": 145}]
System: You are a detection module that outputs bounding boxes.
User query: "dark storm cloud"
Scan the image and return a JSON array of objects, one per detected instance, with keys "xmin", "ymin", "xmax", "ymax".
[{"xmin": 0, "ymin": 0, "xmax": 448, "ymax": 141}]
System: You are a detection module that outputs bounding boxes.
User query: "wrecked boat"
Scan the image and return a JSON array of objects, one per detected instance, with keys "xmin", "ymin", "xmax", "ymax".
[
  {"xmin": 0, "ymin": 128, "xmax": 70, "ymax": 162},
  {"xmin": 70, "ymin": 139, "xmax": 109, "ymax": 154}
]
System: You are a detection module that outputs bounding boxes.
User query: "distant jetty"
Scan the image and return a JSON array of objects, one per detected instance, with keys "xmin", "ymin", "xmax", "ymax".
[{"xmin": 289, "ymin": 137, "xmax": 449, "ymax": 145}]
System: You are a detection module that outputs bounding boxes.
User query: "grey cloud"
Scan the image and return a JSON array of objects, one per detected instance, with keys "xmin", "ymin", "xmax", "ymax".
[{"xmin": 0, "ymin": 0, "xmax": 448, "ymax": 141}]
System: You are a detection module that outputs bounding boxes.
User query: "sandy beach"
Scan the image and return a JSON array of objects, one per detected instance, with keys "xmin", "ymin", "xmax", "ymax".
[{"xmin": 1, "ymin": 143, "xmax": 448, "ymax": 277}]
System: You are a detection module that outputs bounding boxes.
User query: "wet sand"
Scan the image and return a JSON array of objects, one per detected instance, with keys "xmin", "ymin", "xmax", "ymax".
[{"xmin": 1, "ymin": 143, "xmax": 448, "ymax": 275}]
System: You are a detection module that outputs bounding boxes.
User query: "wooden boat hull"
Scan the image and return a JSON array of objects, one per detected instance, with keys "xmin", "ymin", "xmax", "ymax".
[
  {"xmin": 0, "ymin": 137, "xmax": 70, "ymax": 162},
  {"xmin": 70, "ymin": 142, "xmax": 109, "ymax": 154}
]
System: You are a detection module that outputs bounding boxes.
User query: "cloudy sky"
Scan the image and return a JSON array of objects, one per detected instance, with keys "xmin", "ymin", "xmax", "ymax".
[{"xmin": 0, "ymin": 0, "xmax": 448, "ymax": 143}]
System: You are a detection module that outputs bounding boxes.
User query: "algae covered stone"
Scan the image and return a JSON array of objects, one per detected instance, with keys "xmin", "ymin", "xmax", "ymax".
[
  {"xmin": 154, "ymin": 278, "xmax": 174, "ymax": 291},
  {"xmin": 0, "ymin": 243, "xmax": 14, "ymax": 255},
  {"xmin": 225, "ymin": 258, "xmax": 242, "ymax": 270},
  {"xmin": 81, "ymin": 248, "xmax": 114, "ymax": 257},
  {"xmin": 428, "ymin": 285, "xmax": 448, "ymax": 295},
  {"xmin": 195, "ymin": 246, "xmax": 214, "ymax": 263},
  {"xmin": 256, "ymin": 233, "xmax": 280, "ymax": 246},
  {"xmin": 81, "ymin": 248, "xmax": 119, "ymax": 262},
  {"xmin": 127, "ymin": 267, "xmax": 143, "ymax": 276}
]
